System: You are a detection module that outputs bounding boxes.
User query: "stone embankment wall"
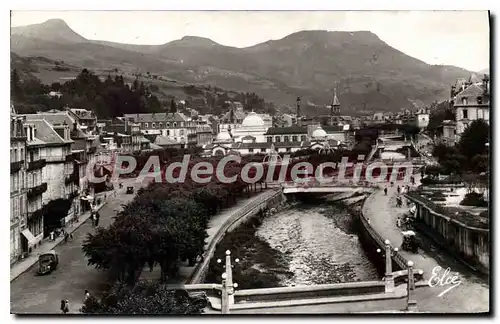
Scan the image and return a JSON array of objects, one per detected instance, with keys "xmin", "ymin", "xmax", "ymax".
[
  {"xmin": 189, "ymin": 189, "xmax": 285, "ymax": 284},
  {"xmin": 406, "ymin": 195, "xmax": 489, "ymax": 274}
]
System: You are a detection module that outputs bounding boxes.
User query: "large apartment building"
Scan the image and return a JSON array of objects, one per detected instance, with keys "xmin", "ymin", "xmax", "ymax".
[{"xmin": 10, "ymin": 105, "xmax": 28, "ymax": 265}]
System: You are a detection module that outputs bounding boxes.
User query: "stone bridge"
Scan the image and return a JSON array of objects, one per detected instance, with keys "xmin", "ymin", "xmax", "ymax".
[{"xmin": 267, "ymin": 181, "xmax": 379, "ymax": 194}]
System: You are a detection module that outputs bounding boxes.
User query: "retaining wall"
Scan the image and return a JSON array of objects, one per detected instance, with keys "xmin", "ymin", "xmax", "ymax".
[
  {"xmin": 189, "ymin": 189, "xmax": 285, "ymax": 284},
  {"xmin": 406, "ymin": 194, "xmax": 489, "ymax": 274}
]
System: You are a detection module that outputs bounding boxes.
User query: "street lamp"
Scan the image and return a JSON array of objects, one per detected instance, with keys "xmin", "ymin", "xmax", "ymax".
[
  {"xmin": 377, "ymin": 239, "xmax": 398, "ymax": 292},
  {"xmin": 218, "ymin": 250, "xmax": 239, "ymax": 314},
  {"xmin": 406, "ymin": 260, "xmax": 418, "ymax": 312}
]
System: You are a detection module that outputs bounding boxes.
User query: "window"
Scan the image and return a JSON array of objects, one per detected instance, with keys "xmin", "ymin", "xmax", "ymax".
[
  {"xmin": 20, "ymin": 148, "xmax": 24, "ymax": 160},
  {"xmin": 152, "ymin": 123, "xmax": 156, "ymax": 128},
  {"xmin": 180, "ymin": 130, "xmax": 185, "ymax": 136},
  {"xmin": 478, "ymin": 109, "xmax": 484, "ymax": 119},
  {"xmin": 167, "ymin": 130, "xmax": 170, "ymax": 136},
  {"xmin": 261, "ymin": 148, "xmax": 266, "ymax": 152},
  {"xmin": 284, "ymin": 136, "xmax": 289, "ymax": 142},
  {"xmin": 249, "ymin": 148, "xmax": 254, "ymax": 153},
  {"xmin": 286, "ymin": 147, "xmax": 291, "ymax": 152},
  {"xmin": 173, "ymin": 123, "xmax": 177, "ymax": 127},
  {"xmin": 14, "ymin": 148, "xmax": 18, "ymax": 161},
  {"xmin": 267, "ymin": 137, "xmax": 272, "ymax": 143},
  {"xmin": 144, "ymin": 123, "xmax": 149, "ymax": 128},
  {"xmin": 275, "ymin": 136, "xmax": 281, "ymax": 143},
  {"xmin": 477, "ymin": 97, "xmax": 483, "ymax": 104},
  {"xmin": 166, "ymin": 123, "xmax": 170, "ymax": 127},
  {"xmin": 159, "ymin": 123, "xmax": 163, "ymax": 128},
  {"xmin": 292, "ymin": 136, "xmax": 298, "ymax": 142},
  {"xmin": 463, "ymin": 109, "xmax": 468, "ymax": 119},
  {"xmin": 462, "ymin": 97, "xmax": 467, "ymax": 105},
  {"xmin": 300, "ymin": 135, "xmax": 306, "ymax": 141}
]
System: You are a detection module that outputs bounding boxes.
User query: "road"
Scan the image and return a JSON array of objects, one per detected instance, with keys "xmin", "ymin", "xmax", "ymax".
[
  {"xmin": 363, "ymin": 177, "xmax": 489, "ymax": 313},
  {"xmin": 10, "ymin": 179, "xmax": 142, "ymax": 314}
]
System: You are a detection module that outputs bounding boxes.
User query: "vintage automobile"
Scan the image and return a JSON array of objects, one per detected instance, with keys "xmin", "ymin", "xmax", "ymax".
[
  {"xmin": 174, "ymin": 289, "xmax": 209, "ymax": 308},
  {"xmin": 401, "ymin": 230, "xmax": 420, "ymax": 253},
  {"xmin": 126, "ymin": 186, "xmax": 134, "ymax": 194},
  {"xmin": 37, "ymin": 250, "xmax": 59, "ymax": 275}
]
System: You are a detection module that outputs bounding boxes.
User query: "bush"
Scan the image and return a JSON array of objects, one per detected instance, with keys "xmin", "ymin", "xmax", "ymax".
[
  {"xmin": 460, "ymin": 192, "xmax": 488, "ymax": 207},
  {"xmin": 81, "ymin": 282, "xmax": 204, "ymax": 314}
]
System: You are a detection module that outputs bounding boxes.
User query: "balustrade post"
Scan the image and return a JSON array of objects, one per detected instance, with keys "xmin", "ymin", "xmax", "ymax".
[
  {"xmin": 384, "ymin": 239, "xmax": 395, "ymax": 292},
  {"xmin": 406, "ymin": 260, "xmax": 418, "ymax": 312}
]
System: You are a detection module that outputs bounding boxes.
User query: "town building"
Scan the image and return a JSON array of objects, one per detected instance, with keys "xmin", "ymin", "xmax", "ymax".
[
  {"xmin": 123, "ymin": 112, "xmax": 197, "ymax": 147},
  {"xmin": 23, "ymin": 122, "xmax": 48, "ymax": 251},
  {"xmin": 450, "ymin": 74, "xmax": 490, "ymax": 140},
  {"xmin": 66, "ymin": 108, "xmax": 98, "ymax": 134},
  {"xmin": 10, "ymin": 105, "xmax": 28, "ymax": 265}
]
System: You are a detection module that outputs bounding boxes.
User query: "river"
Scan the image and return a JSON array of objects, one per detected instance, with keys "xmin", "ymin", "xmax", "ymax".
[{"xmin": 255, "ymin": 201, "xmax": 379, "ymax": 286}]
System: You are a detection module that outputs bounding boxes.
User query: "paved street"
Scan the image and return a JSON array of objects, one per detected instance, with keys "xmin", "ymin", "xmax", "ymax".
[
  {"xmin": 363, "ymin": 178, "xmax": 489, "ymax": 313},
  {"xmin": 10, "ymin": 179, "xmax": 140, "ymax": 314}
]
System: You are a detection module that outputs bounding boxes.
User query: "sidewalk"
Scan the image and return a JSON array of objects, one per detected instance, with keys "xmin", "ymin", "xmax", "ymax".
[
  {"xmin": 362, "ymin": 177, "xmax": 489, "ymax": 313},
  {"xmin": 10, "ymin": 192, "xmax": 110, "ymax": 282}
]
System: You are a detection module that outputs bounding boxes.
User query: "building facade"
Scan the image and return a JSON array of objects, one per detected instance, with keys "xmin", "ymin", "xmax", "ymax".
[
  {"xmin": 10, "ymin": 106, "xmax": 28, "ymax": 265},
  {"xmin": 451, "ymin": 74, "xmax": 490, "ymax": 140}
]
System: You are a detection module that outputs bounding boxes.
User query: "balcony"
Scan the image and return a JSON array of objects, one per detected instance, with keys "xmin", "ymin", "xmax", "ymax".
[
  {"xmin": 27, "ymin": 207, "xmax": 44, "ymax": 221},
  {"xmin": 27, "ymin": 159, "xmax": 46, "ymax": 172},
  {"xmin": 27, "ymin": 182, "xmax": 47, "ymax": 199},
  {"xmin": 65, "ymin": 173, "xmax": 80, "ymax": 185},
  {"xmin": 10, "ymin": 160, "xmax": 24, "ymax": 174}
]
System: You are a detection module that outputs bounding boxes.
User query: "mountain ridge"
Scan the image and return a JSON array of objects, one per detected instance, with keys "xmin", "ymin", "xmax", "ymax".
[{"xmin": 10, "ymin": 19, "xmax": 472, "ymax": 113}]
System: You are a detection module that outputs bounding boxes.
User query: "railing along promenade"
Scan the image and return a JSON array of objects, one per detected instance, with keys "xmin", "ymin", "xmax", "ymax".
[
  {"xmin": 188, "ymin": 189, "xmax": 282, "ymax": 284},
  {"xmin": 360, "ymin": 191, "xmax": 408, "ymax": 271}
]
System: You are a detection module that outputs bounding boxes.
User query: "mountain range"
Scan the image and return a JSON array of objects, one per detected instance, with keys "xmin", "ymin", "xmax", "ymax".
[{"xmin": 11, "ymin": 18, "xmax": 478, "ymax": 114}]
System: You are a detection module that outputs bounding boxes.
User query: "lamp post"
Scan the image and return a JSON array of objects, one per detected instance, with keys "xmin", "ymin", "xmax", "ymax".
[
  {"xmin": 377, "ymin": 239, "xmax": 398, "ymax": 292},
  {"xmin": 406, "ymin": 260, "xmax": 418, "ymax": 312},
  {"xmin": 217, "ymin": 250, "xmax": 239, "ymax": 314}
]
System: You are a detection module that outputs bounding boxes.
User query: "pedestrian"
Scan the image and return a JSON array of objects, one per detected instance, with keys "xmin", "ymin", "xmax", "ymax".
[
  {"xmin": 70, "ymin": 233, "xmax": 73, "ymax": 240},
  {"xmin": 384, "ymin": 187, "xmax": 388, "ymax": 196},
  {"xmin": 84, "ymin": 290, "xmax": 90, "ymax": 302},
  {"xmin": 397, "ymin": 185, "xmax": 401, "ymax": 194},
  {"xmin": 64, "ymin": 231, "xmax": 69, "ymax": 243},
  {"xmin": 95, "ymin": 212, "xmax": 100, "ymax": 227},
  {"xmin": 397, "ymin": 217, "xmax": 401, "ymax": 228},
  {"xmin": 61, "ymin": 299, "xmax": 69, "ymax": 314}
]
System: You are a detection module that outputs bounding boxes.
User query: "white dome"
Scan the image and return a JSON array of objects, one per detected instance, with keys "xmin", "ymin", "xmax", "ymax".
[
  {"xmin": 216, "ymin": 130, "xmax": 232, "ymax": 142},
  {"xmin": 312, "ymin": 127, "xmax": 327, "ymax": 138},
  {"xmin": 242, "ymin": 112, "xmax": 265, "ymax": 127}
]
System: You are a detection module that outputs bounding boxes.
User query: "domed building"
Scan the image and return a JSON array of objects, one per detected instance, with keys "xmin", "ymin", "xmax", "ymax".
[
  {"xmin": 215, "ymin": 128, "xmax": 233, "ymax": 143},
  {"xmin": 311, "ymin": 126, "xmax": 327, "ymax": 140},
  {"xmin": 232, "ymin": 112, "xmax": 269, "ymax": 142}
]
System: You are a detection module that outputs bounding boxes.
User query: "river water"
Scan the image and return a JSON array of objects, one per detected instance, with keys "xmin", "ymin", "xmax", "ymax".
[{"xmin": 255, "ymin": 202, "xmax": 379, "ymax": 286}]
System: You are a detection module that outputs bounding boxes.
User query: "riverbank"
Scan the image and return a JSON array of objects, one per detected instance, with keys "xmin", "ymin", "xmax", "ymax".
[{"xmin": 205, "ymin": 193, "xmax": 380, "ymax": 289}]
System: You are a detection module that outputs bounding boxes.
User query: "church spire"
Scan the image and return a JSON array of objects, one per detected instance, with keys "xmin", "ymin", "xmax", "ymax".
[{"xmin": 331, "ymin": 87, "xmax": 340, "ymax": 116}]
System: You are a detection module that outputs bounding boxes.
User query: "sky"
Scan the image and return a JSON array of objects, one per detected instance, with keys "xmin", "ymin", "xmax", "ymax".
[{"xmin": 10, "ymin": 10, "xmax": 490, "ymax": 71}]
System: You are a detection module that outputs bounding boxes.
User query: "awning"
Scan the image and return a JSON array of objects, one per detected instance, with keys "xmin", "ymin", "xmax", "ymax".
[{"xmin": 21, "ymin": 229, "xmax": 37, "ymax": 246}]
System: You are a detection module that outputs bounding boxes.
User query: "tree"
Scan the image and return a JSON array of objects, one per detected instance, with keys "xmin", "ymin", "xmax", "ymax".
[
  {"xmin": 11, "ymin": 69, "xmax": 22, "ymax": 99},
  {"xmin": 458, "ymin": 119, "xmax": 489, "ymax": 161},
  {"xmin": 80, "ymin": 281, "xmax": 204, "ymax": 314},
  {"xmin": 170, "ymin": 99, "xmax": 177, "ymax": 113}
]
